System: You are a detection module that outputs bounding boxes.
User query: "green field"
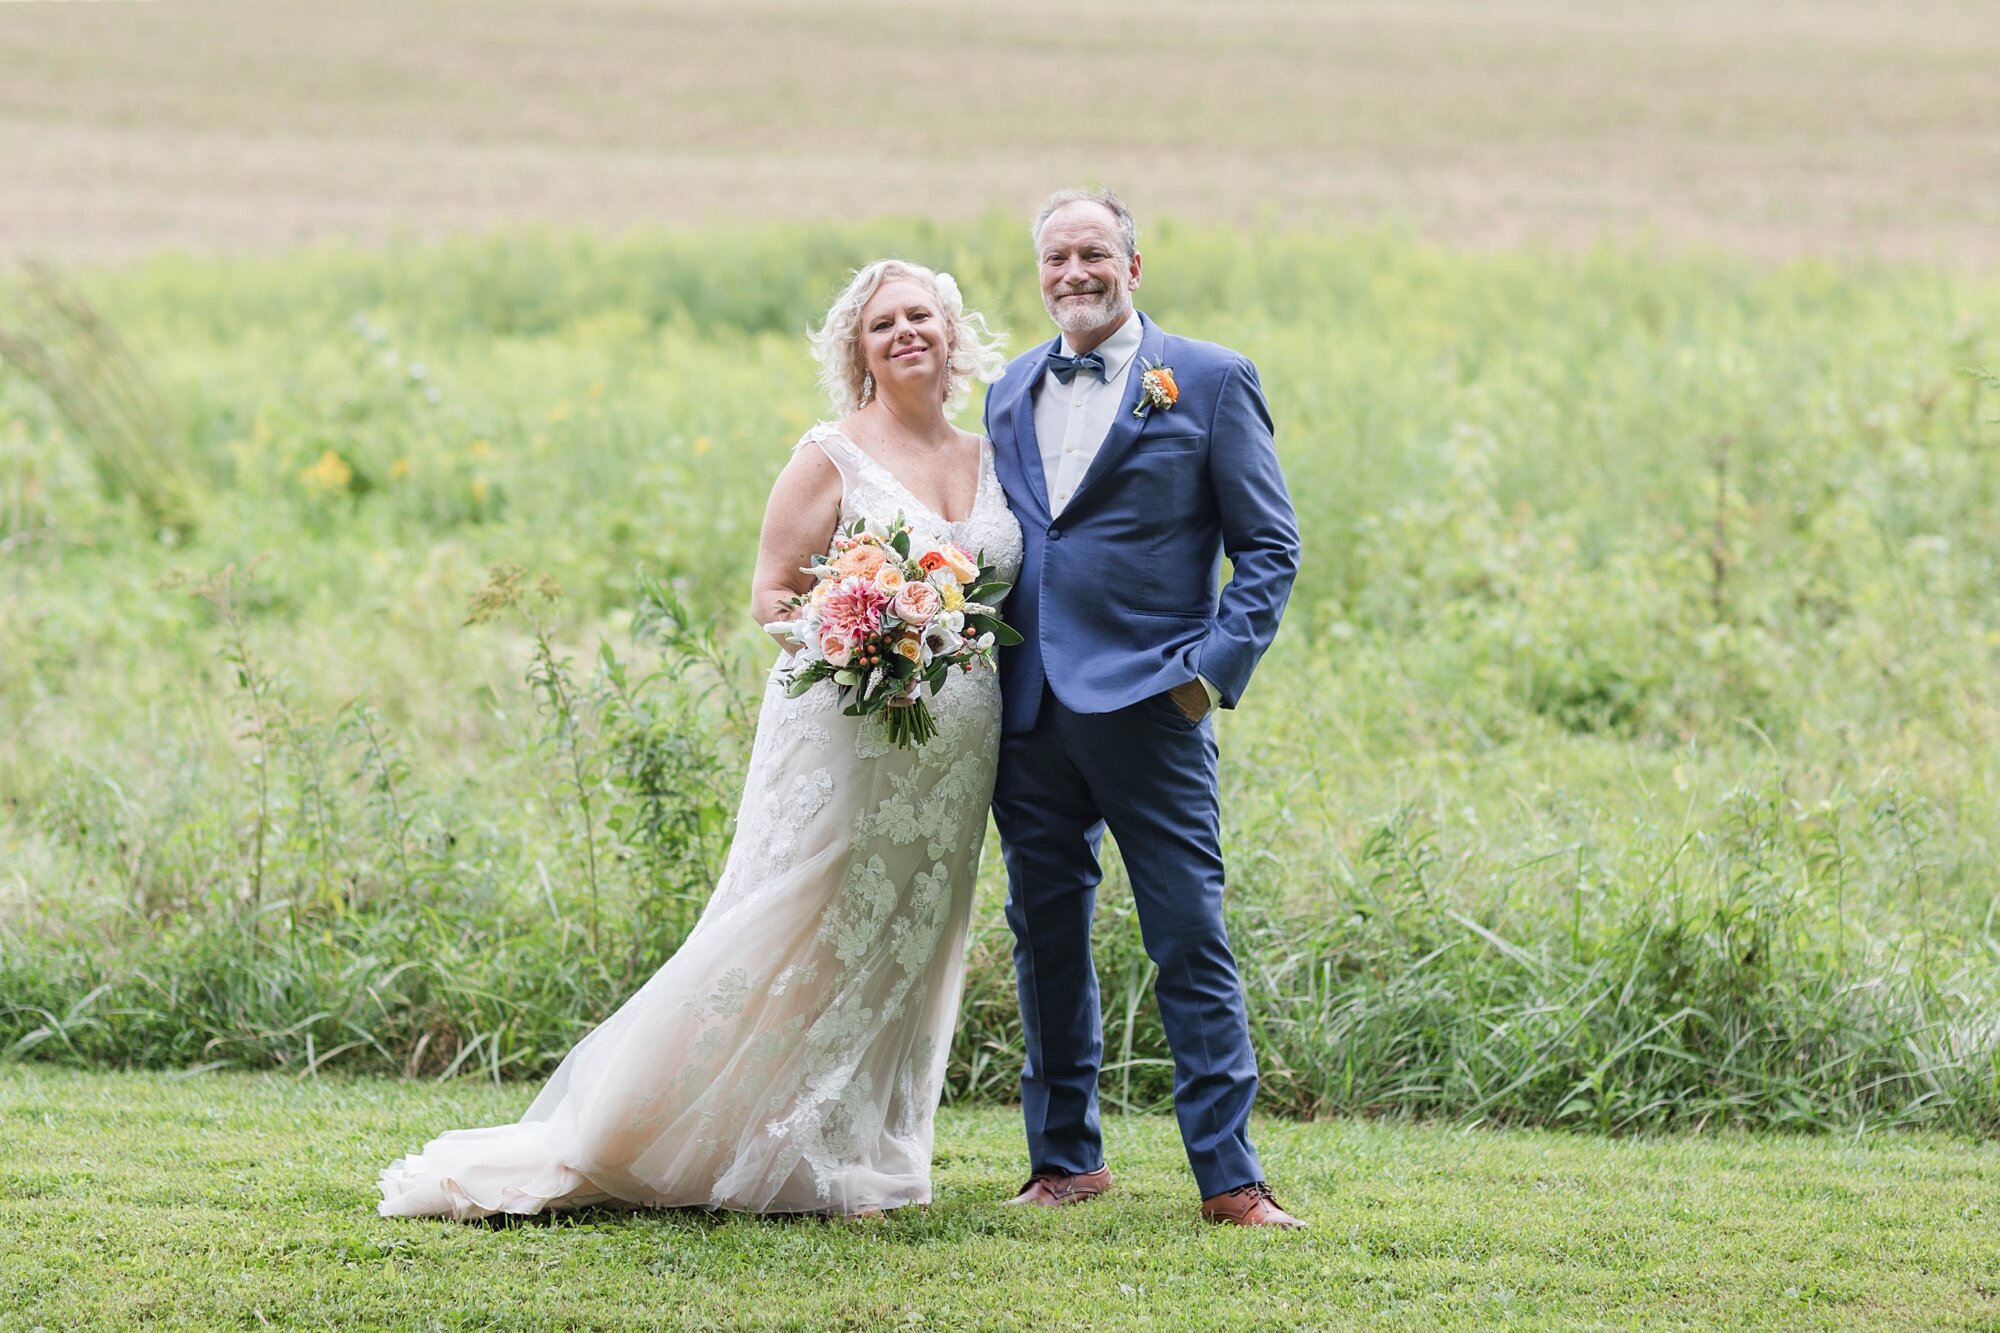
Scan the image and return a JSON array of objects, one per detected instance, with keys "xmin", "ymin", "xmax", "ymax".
[
  {"xmin": 3, "ymin": 1065, "xmax": 1995, "ymax": 1330},
  {"xmin": 5, "ymin": 0, "xmax": 2000, "ymax": 263},
  {"xmin": 5, "ymin": 4, "xmax": 1997, "ymax": 1327},
  {"xmin": 3, "ymin": 220, "xmax": 1998, "ymax": 1135}
]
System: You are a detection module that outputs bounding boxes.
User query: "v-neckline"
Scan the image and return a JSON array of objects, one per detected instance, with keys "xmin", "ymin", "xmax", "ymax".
[{"xmin": 825, "ymin": 424, "xmax": 988, "ymax": 528}]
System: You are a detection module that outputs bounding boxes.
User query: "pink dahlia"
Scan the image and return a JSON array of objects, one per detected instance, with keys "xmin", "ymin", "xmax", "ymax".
[{"xmin": 819, "ymin": 576, "xmax": 890, "ymax": 644}]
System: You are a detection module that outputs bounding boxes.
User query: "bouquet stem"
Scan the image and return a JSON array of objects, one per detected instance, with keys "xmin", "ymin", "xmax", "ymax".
[{"xmin": 886, "ymin": 700, "xmax": 938, "ymax": 749}]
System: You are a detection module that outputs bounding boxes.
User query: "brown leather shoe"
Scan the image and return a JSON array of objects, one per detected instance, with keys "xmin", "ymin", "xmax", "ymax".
[
  {"xmin": 1200, "ymin": 1181, "xmax": 1308, "ymax": 1228},
  {"xmin": 1004, "ymin": 1166, "xmax": 1112, "ymax": 1207}
]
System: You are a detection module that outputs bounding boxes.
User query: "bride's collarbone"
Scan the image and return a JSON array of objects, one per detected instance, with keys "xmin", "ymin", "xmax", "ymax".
[{"xmin": 836, "ymin": 424, "xmax": 986, "ymax": 523}]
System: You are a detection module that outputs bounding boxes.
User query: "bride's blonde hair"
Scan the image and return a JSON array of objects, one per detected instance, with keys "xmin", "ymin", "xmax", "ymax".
[{"xmin": 810, "ymin": 259, "xmax": 1006, "ymax": 417}]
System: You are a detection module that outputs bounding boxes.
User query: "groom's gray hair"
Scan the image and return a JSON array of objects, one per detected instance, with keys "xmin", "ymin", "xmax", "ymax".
[{"xmin": 1032, "ymin": 189, "xmax": 1139, "ymax": 259}]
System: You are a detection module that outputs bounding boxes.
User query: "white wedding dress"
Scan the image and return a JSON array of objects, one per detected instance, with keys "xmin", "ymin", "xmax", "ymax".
[{"xmin": 378, "ymin": 425, "xmax": 1023, "ymax": 1219}]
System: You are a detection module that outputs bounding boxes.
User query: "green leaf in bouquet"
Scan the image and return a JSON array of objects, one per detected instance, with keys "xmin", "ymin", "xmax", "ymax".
[
  {"xmin": 967, "ymin": 580, "xmax": 1012, "ymax": 603},
  {"xmin": 891, "ymin": 529, "xmax": 911, "ymax": 559},
  {"xmin": 785, "ymin": 673, "xmax": 822, "ymax": 698},
  {"xmin": 966, "ymin": 616, "xmax": 1023, "ymax": 646}
]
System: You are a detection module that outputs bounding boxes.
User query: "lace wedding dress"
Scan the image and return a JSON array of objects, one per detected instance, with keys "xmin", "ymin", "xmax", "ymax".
[{"xmin": 378, "ymin": 425, "xmax": 1023, "ymax": 1219}]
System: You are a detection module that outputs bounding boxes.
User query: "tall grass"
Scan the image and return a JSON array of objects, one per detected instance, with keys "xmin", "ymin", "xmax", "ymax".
[{"xmin": 2, "ymin": 221, "xmax": 1997, "ymax": 1133}]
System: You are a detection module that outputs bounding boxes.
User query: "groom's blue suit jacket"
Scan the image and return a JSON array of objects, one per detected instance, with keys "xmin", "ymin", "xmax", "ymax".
[{"xmin": 984, "ymin": 312, "xmax": 1300, "ymax": 734}]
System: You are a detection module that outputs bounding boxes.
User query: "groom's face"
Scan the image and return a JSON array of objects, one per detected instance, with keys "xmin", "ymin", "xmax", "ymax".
[{"xmin": 1038, "ymin": 202, "xmax": 1141, "ymax": 341}]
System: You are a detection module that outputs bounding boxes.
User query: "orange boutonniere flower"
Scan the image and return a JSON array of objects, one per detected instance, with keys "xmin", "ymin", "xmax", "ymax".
[{"xmin": 1134, "ymin": 358, "xmax": 1180, "ymax": 418}]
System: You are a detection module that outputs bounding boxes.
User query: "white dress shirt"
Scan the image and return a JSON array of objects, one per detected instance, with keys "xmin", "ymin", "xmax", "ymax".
[
  {"xmin": 1033, "ymin": 311, "xmax": 1221, "ymax": 712},
  {"xmin": 1034, "ymin": 311, "xmax": 1144, "ymax": 519}
]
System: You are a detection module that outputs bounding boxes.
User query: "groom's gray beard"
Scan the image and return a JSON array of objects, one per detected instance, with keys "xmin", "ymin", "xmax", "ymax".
[{"xmin": 1045, "ymin": 289, "xmax": 1129, "ymax": 339}]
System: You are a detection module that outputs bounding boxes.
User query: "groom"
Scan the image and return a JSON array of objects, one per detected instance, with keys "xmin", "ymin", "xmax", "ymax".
[{"xmin": 984, "ymin": 190, "xmax": 1304, "ymax": 1227}]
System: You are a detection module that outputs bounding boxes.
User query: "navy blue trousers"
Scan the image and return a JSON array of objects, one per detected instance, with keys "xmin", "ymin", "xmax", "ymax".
[{"xmin": 991, "ymin": 686, "xmax": 1263, "ymax": 1198}]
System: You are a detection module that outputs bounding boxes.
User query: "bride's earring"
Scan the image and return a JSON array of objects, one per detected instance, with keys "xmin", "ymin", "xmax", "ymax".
[{"xmin": 860, "ymin": 371, "xmax": 875, "ymax": 405}]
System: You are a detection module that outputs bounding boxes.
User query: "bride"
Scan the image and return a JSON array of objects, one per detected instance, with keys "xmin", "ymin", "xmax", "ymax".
[{"xmin": 378, "ymin": 260, "xmax": 1020, "ymax": 1220}]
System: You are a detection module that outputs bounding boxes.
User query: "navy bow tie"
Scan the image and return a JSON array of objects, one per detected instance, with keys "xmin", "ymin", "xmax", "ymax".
[{"xmin": 1046, "ymin": 349, "xmax": 1107, "ymax": 385}]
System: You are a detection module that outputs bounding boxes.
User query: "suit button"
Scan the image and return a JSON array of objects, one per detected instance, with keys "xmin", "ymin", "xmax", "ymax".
[{"xmin": 1047, "ymin": 527, "xmax": 1062, "ymax": 541}]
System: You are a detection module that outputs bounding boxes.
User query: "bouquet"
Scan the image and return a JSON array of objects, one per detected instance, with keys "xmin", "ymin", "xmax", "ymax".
[{"xmin": 763, "ymin": 514, "xmax": 1020, "ymax": 748}]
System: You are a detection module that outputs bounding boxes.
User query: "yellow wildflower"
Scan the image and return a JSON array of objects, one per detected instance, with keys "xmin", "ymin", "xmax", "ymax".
[
  {"xmin": 469, "ymin": 439, "xmax": 494, "ymax": 460},
  {"xmin": 389, "ymin": 458, "xmax": 411, "ymax": 480},
  {"xmin": 299, "ymin": 449, "xmax": 353, "ymax": 493},
  {"xmin": 472, "ymin": 476, "xmax": 490, "ymax": 503},
  {"xmin": 693, "ymin": 436, "xmax": 713, "ymax": 455},
  {"xmin": 547, "ymin": 400, "xmax": 572, "ymax": 424}
]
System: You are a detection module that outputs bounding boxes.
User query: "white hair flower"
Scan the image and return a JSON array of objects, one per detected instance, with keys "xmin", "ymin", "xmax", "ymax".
[{"xmin": 933, "ymin": 270, "xmax": 963, "ymax": 314}]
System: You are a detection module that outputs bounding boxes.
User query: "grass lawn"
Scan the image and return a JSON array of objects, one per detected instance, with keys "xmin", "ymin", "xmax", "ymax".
[{"xmin": 0, "ymin": 1066, "xmax": 1993, "ymax": 1330}]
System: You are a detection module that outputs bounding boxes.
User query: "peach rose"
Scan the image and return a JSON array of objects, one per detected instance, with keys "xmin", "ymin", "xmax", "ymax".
[
  {"xmin": 892, "ymin": 633, "xmax": 923, "ymax": 663},
  {"xmin": 939, "ymin": 542, "xmax": 980, "ymax": 582},
  {"xmin": 819, "ymin": 632, "xmax": 854, "ymax": 667},
  {"xmin": 872, "ymin": 564, "xmax": 905, "ymax": 595},
  {"xmin": 891, "ymin": 580, "xmax": 941, "ymax": 627}
]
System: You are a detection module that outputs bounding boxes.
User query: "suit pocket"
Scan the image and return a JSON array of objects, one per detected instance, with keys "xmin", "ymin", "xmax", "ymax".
[
  {"xmin": 1132, "ymin": 431, "xmax": 1202, "ymax": 454},
  {"xmin": 1142, "ymin": 688, "xmax": 1204, "ymax": 730}
]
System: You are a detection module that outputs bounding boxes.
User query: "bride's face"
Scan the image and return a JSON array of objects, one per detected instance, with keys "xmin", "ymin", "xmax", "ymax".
[{"xmin": 859, "ymin": 277, "xmax": 950, "ymax": 401}]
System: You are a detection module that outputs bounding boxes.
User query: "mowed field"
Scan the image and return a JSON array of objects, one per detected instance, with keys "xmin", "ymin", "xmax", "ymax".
[{"xmin": 3, "ymin": 0, "xmax": 2000, "ymax": 262}]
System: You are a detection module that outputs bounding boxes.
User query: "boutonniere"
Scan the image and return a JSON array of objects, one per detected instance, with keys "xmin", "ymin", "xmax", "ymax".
[{"xmin": 1133, "ymin": 358, "xmax": 1180, "ymax": 418}]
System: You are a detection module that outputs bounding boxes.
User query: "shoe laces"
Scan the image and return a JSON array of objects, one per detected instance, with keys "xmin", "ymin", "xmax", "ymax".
[{"xmin": 1222, "ymin": 1181, "xmax": 1279, "ymax": 1205}]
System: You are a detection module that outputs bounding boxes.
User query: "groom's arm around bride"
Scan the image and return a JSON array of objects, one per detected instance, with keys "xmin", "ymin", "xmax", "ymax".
[{"xmin": 985, "ymin": 188, "xmax": 1306, "ymax": 1228}]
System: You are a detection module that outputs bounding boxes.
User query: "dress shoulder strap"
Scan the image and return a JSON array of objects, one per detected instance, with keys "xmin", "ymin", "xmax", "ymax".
[
  {"xmin": 795, "ymin": 423, "xmax": 876, "ymax": 504},
  {"xmin": 800, "ymin": 421, "xmax": 875, "ymax": 475}
]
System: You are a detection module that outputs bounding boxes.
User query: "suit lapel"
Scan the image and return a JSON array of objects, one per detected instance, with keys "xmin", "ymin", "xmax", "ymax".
[
  {"xmin": 1066, "ymin": 313, "xmax": 1166, "ymax": 512},
  {"xmin": 1006, "ymin": 337, "xmax": 1058, "ymax": 519}
]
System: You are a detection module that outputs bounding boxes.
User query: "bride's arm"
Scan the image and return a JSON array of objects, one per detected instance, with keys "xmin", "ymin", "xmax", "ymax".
[{"xmin": 750, "ymin": 444, "xmax": 843, "ymax": 650}]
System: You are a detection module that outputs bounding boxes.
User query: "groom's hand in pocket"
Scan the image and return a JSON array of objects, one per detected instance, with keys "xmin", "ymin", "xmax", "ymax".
[{"xmin": 1167, "ymin": 678, "xmax": 1212, "ymax": 724}]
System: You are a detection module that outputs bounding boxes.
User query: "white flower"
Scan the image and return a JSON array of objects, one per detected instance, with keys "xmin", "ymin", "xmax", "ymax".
[{"xmin": 934, "ymin": 270, "xmax": 962, "ymax": 313}]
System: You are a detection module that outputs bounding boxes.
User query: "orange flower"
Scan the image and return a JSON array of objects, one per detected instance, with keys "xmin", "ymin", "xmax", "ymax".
[
  {"xmin": 833, "ymin": 544, "xmax": 889, "ymax": 581},
  {"xmin": 1134, "ymin": 361, "xmax": 1181, "ymax": 417},
  {"xmin": 917, "ymin": 551, "xmax": 949, "ymax": 574}
]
